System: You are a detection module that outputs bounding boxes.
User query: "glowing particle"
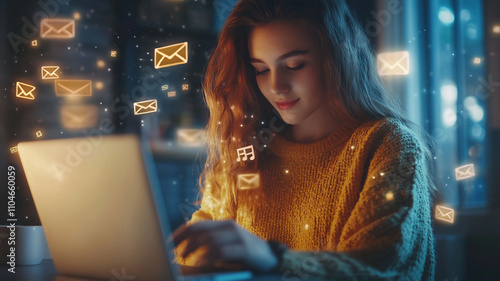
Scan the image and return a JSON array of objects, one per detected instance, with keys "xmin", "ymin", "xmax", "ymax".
[
  {"xmin": 285, "ymin": 169, "xmax": 289, "ymax": 174},
  {"xmin": 36, "ymin": 131, "xmax": 43, "ymax": 138},
  {"xmin": 95, "ymin": 81, "xmax": 104, "ymax": 89},
  {"xmin": 380, "ymin": 172, "xmax": 385, "ymax": 176},
  {"xmin": 97, "ymin": 60, "xmax": 105, "ymax": 68},
  {"xmin": 305, "ymin": 224, "xmax": 309, "ymax": 230},
  {"xmin": 73, "ymin": 12, "xmax": 81, "ymax": 20},
  {"xmin": 385, "ymin": 191, "xmax": 394, "ymax": 201},
  {"xmin": 473, "ymin": 57, "xmax": 481, "ymax": 64},
  {"xmin": 351, "ymin": 146, "xmax": 355, "ymax": 149},
  {"xmin": 110, "ymin": 50, "xmax": 117, "ymax": 57},
  {"xmin": 31, "ymin": 40, "xmax": 38, "ymax": 47}
]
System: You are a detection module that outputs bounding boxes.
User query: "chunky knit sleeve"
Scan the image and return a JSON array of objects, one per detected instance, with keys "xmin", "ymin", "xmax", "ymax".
[{"xmin": 273, "ymin": 122, "xmax": 435, "ymax": 280}]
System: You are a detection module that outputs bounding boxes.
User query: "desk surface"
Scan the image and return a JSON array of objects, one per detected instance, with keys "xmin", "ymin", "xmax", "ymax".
[{"xmin": 0, "ymin": 259, "xmax": 302, "ymax": 281}]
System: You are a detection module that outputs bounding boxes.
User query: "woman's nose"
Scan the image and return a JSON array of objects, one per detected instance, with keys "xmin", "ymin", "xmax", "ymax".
[{"xmin": 270, "ymin": 70, "xmax": 291, "ymax": 95}]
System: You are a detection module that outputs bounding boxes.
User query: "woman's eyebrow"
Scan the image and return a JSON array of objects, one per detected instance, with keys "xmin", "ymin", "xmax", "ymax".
[{"xmin": 250, "ymin": 49, "xmax": 310, "ymax": 63}]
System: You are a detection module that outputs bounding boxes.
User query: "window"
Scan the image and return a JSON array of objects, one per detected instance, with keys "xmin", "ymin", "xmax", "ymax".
[
  {"xmin": 380, "ymin": 0, "xmax": 488, "ymax": 210},
  {"xmin": 429, "ymin": 0, "xmax": 487, "ymax": 209}
]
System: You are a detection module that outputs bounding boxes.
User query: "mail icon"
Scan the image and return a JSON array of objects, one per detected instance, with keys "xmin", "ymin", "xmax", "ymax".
[
  {"xmin": 16, "ymin": 82, "xmax": 36, "ymax": 100},
  {"xmin": 177, "ymin": 129, "xmax": 205, "ymax": 146},
  {"xmin": 10, "ymin": 146, "xmax": 18, "ymax": 154},
  {"xmin": 41, "ymin": 66, "xmax": 60, "ymax": 80},
  {"xmin": 182, "ymin": 84, "xmax": 189, "ymax": 91},
  {"xmin": 237, "ymin": 174, "xmax": 260, "ymax": 190},
  {"xmin": 40, "ymin": 18, "xmax": 75, "ymax": 39},
  {"xmin": 455, "ymin": 163, "xmax": 475, "ymax": 180},
  {"xmin": 154, "ymin": 42, "xmax": 188, "ymax": 69},
  {"xmin": 60, "ymin": 105, "xmax": 98, "ymax": 130},
  {"xmin": 161, "ymin": 84, "xmax": 169, "ymax": 91},
  {"xmin": 168, "ymin": 91, "xmax": 176, "ymax": 97},
  {"xmin": 134, "ymin": 99, "xmax": 158, "ymax": 115},
  {"xmin": 435, "ymin": 205, "xmax": 454, "ymax": 223},
  {"xmin": 377, "ymin": 51, "xmax": 410, "ymax": 76},
  {"xmin": 55, "ymin": 80, "xmax": 92, "ymax": 97}
]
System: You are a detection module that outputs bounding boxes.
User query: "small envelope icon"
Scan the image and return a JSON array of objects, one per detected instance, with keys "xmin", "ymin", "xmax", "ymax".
[
  {"xmin": 55, "ymin": 80, "xmax": 92, "ymax": 97},
  {"xmin": 134, "ymin": 99, "xmax": 158, "ymax": 115},
  {"xmin": 455, "ymin": 164, "xmax": 475, "ymax": 180},
  {"xmin": 177, "ymin": 129, "xmax": 205, "ymax": 146},
  {"xmin": 237, "ymin": 174, "xmax": 260, "ymax": 190},
  {"xmin": 435, "ymin": 205, "xmax": 454, "ymax": 223},
  {"xmin": 154, "ymin": 42, "xmax": 188, "ymax": 69},
  {"xmin": 16, "ymin": 82, "xmax": 36, "ymax": 100},
  {"xmin": 10, "ymin": 146, "xmax": 18, "ymax": 154},
  {"xmin": 41, "ymin": 66, "xmax": 60, "ymax": 80},
  {"xmin": 60, "ymin": 105, "xmax": 98, "ymax": 130},
  {"xmin": 168, "ymin": 91, "xmax": 176, "ymax": 97},
  {"xmin": 40, "ymin": 18, "xmax": 75, "ymax": 39},
  {"xmin": 161, "ymin": 85, "xmax": 169, "ymax": 91},
  {"xmin": 377, "ymin": 51, "xmax": 410, "ymax": 76}
]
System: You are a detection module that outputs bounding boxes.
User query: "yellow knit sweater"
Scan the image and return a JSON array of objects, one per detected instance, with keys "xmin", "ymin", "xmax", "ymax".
[{"xmin": 177, "ymin": 117, "xmax": 435, "ymax": 280}]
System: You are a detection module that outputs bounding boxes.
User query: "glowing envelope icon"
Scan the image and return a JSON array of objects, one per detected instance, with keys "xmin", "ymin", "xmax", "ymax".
[
  {"xmin": 455, "ymin": 164, "xmax": 475, "ymax": 180},
  {"xmin": 377, "ymin": 51, "xmax": 410, "ymax": 76},
  {"xmin": 40, "ymin": 18, "xmax": 75, "ymax": 39},
  {"xmin": 435, "ymin": 205, "xmax": 454, "ymax": 223},
  {"xmin": 154, "ymin": 42, "xmax": 188, "ymax": 69},
  {"xmin": 237, "ymin": 174, "xmax": 260, "ymax": 190}
]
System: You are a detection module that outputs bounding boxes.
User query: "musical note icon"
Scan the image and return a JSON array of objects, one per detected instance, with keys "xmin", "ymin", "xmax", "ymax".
[{"xmin": 236, "ymin": 145, "xmax": 255, "ymax": 162}]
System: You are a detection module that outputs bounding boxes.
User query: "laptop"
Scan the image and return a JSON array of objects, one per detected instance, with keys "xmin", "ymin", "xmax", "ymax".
[{"xmin": 17, "ymin": 134, "xmax": 253, "ymax": 281}]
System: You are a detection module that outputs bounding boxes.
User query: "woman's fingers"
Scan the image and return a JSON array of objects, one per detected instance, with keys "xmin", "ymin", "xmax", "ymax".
[
  {"xmin": 172, "ymin": 220, "xmax": 233, "ymax": 245},
  {"xmin": 196, "ymin": 242, "xmax": 247, "ymax": 266},
  {"xmin": 179, "ymin": 228, "xmax": 240, "ymax": 259}
]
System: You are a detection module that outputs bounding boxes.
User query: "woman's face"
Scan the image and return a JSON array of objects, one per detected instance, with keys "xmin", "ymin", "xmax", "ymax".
[{"xmin": 248, "ymin": 20, "xmax": 328, "ymax": 126}]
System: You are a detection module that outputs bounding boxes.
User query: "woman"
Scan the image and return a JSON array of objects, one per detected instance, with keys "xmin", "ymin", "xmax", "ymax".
[{"xmin": 169, "ymin": 0, "xmax": 437, "ymax": 280}]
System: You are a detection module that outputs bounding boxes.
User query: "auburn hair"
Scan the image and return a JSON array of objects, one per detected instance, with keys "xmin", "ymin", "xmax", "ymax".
[{"xmin": 193, "ymin": 0, "xmax": 437, "ymax": 220}]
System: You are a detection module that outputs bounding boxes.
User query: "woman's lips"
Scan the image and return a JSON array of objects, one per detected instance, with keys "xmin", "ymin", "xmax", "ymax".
[{"xmin": 276, "ymin": 98, "xmax": 300, "ymax": 110}]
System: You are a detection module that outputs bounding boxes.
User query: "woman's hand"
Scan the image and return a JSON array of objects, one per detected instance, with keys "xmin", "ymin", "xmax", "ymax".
[{"xmin": 168, "ymin": 220, "xmax": 279, "ymax": 273}]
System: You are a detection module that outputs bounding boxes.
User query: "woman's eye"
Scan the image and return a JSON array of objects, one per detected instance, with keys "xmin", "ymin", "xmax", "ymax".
[
  {"xmin": 255, "ymin": 69, "xmax": 269, "ymax": 75},
  {"xmin": 287, "ymin": 63, "xmax": 306, "ymax": 70},
  {"xmin": 254, "ymin": 63, "xmax": 306, "ymax": 76}
]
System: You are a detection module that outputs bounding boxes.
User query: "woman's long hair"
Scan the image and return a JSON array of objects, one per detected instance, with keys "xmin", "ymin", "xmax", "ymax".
[{"xmin": 194, "ymin": 0, "xmax": 437, "ymax": 220}]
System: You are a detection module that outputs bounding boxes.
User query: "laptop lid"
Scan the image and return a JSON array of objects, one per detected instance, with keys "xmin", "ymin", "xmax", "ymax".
[{"xmin": 18, "ymin": 134, "xmax": 180, "ymax": 281}]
